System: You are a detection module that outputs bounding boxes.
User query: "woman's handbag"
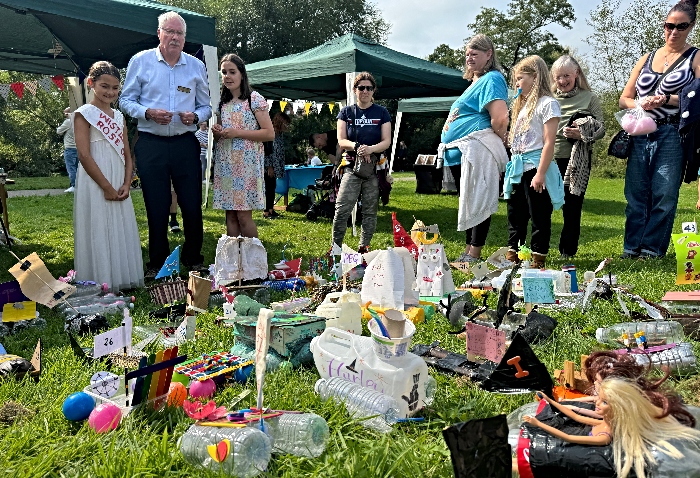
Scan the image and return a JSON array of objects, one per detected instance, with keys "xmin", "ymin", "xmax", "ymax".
[
  {"xmin": 607, "ymin": 129, "xmax": 632, "ymax": 159},
  {"xmin": 348, "ymin": 105, "xmax": 377, "ymax": 179}
]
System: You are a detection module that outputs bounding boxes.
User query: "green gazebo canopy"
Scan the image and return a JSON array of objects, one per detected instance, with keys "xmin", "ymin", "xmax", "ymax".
[
  {"xmin": 397, "ymin": 96, "xmax": 459, "ymax": 114},
  {"xmin": 247, "ymin": 34, "xmax": 468, "ymax": 102},
  {"xmin": 0, "ymin": 0, "xmax": 216, "ymax": 75}
]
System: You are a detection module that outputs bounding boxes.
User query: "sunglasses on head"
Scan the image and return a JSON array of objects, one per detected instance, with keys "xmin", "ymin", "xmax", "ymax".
[
  {"xmin": 664, "ymin": 21, "xmax": 692, "ymax": 31},
  {"xmin": 356, "ymin": 85, "xmax": 375, "ymax": 91}
]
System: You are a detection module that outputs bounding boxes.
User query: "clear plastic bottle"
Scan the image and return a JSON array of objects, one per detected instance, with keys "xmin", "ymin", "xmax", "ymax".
[
  {"xmin": 60, "ymin": 294, "xmax": 133, "ymax": 309},
  {"xmin": 424, "ymin": 375, "xmax": 437, "ymax": 406},
  {"xmin": 263, "ymin": 412, "xmax": 329, "ymax": 457},
  {"xmin": 595, "ymin": 321, "xmax": 684, "ymax": 347},
  {"xmin": 314, "ymin": 377, "xmax": 400, "ymax": 433},
  {"xmin": 179, "ymin": 424, "xmax": 271, "ymax": 478},
  {"xmin": 70, "ymin": 281, "xmax": 108, "ymax": 298},
  {"xmin": 64, "ymin": 301, "xmax": 132, "ymax": 317}
]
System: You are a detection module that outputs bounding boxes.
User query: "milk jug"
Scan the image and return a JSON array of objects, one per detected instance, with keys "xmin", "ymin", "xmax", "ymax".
[
  {"xmin": 314, "ymin": 291, "xmax": 362, "ymax": 335},
  {"xmin": 310, "ymin": 327, "xmax": 433, "ymax": 418}
]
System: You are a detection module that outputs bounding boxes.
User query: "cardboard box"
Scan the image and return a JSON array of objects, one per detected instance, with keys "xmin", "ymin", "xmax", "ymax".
[{"xmin": 233, "ymin": 312, "xmax": 326, "ymax": 357}]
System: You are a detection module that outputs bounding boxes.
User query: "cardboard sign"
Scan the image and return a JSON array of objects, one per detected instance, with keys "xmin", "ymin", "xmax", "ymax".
[
  {"xmin": 672, "ymin": 233, "xmax": 700, "ymax": 284},
  {"xmin": 471, "ymin": 262, "xmax": 490, "ymax": 280},
  {"xmin": 450, "ymin": 262, "xmax": 471, "ymax": 273},
  {"xmin": 466, "ymin": 322, "xmax": 506, "ymax": 363},
  {"xmin": 682, "ymin": 222, "xmax": 698, "ymax": 233},
  {"xmin": 487, "ymin": 247, "xmax": 512, "ymax": 269},
  {"xmin": 522, "ymin": 277, "xmax": 555, "ymax": 304}
]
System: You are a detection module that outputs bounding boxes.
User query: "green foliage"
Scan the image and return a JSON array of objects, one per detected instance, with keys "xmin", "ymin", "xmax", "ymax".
[
  {"xmin": 1, "ymin": 176, "xmax": 699, "ymax": 475},
  {"xmin": 161, "ymin": 0, "xmax": 391, "ymax": 63},
  {"xmin": 427, "ymin": 44, "xmax": 465, "ymax": 71},
  {"xmin": 0, "ymin": 72, "xmax": 68, "ymax": 177},
  {"xmin": 467, "ymin": 0, "xmax": 576, "ymax": 76}
]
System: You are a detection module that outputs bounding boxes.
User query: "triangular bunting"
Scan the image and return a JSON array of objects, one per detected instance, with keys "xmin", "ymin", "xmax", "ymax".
[
  {"xmin": 0, "ymin": 84, "xmax": 10, "ymax": 100},
  {"xmin": 51, "ymin": 75, "xmax": 65, "ymax": 91},
  {"xmin": 266, "ymin": 100, "xmax": 273, "ymax": 111},
  {"xmin": 25, "ymin": 81, "xmax": 38, "ymax": 96},
  {"xmin": 38, "ymin": 78, "xmax": 53, "ymax": 92},
  {"xmin": 328, "ymin": 102, "xmax": 335, "ymax": 113},
  {"xmin": 10, "ymin": 83, "xmax": 24, "ymax": 99},
  {"xmin": 279, "ymin": 100, "xmax": 288, "ymax": 113},
  {"xmin": 304, "ymin": 102, "xmax": 311, "ymax": 116},
  {"xmin": 155, "ymin": 246, "xmax": 181, "ymax": 279},
  {"xmin": 316, "ymin": 103, "xmax": 323, "ymax": 114}
]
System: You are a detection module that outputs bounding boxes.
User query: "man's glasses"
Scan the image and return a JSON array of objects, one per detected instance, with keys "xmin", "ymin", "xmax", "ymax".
[
  {"xmin": 161, "ymin": 27, "xmax": 186, "ymax": 37},
  {"xmin": 356, "ymin": 86, "xmax": 375, "ymax": 92},
  {"xmin": 664, "ymin": 22, "xmax": 692, "ymax": 31}
]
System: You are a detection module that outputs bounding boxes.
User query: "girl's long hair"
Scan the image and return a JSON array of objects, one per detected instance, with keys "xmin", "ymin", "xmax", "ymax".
[
  {"xmin": 508, "ymin": 55, "xmax": 552, "ymax": 145},
  {"xmin": 550, "ymin": 55, "xmax": 592, "ymax": 93},
  {"xmin": 271, "ymin": 112, "xmax": 291, "ymax": 134},
  {"xmin": 600, "ymin": 378, "xmax": 700, "ymax": 478},
  {"xmin": 219, "ymin": 53, "xmax": 253, "ymax": 112}
]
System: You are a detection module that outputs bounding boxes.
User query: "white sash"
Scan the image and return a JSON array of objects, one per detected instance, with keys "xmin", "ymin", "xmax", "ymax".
[{"xmin": 76, "ymin": 105, "xmax": 125, "ymax": 163}]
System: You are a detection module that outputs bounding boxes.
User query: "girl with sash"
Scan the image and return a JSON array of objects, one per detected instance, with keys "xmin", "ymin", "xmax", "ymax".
[
  {"xmin": 503, "ymin": 56, "xmax": 564, "ymax": 269},
  {"xmin": 73, "ymin": 61, "xmax": 144, "ymax": 291}
]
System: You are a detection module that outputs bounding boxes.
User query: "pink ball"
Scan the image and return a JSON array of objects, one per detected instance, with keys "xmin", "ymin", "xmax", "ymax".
[
  {"xmin": 189, "ymin": 378, "xmax": 216, "ymax": 399},
  {"xmin": 88, "ymin": 403, "xmax": 122, "ymax": 433}
]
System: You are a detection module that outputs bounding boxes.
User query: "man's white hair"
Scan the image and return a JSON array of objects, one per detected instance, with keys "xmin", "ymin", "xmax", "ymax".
[{"xmin": 158, "ymin": 11, "xmax": 186, "ymax": 33}]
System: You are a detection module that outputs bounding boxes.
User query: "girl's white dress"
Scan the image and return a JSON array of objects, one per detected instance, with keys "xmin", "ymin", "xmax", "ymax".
[{"xmin": 73, "ymin": 105, "xmax": 144, "ymax": 291}]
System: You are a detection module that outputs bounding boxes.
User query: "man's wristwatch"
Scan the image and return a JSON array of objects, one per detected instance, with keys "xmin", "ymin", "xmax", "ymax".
[
  {"xmin": 145, "ymin": 109, "xmax": 151, "ymax": 121},
  {"xmin": 354, "ymin": 142, "xmax": 361, "ymax": 152},
  {"xmin": 193, "ymin": 113, "xmax": 199, "ymax": 125}
]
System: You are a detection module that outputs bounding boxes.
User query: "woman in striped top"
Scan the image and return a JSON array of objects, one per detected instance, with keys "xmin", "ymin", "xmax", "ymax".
[{"xmin": 619, "ymin": 0, "xmax": 700, "ymax": 259}]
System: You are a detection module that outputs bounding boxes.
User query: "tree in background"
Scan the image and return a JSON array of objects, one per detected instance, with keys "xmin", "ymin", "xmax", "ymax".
[
  {"xmin": 0, "ymin": 72, "xmax": 67, "ymax": 176},
  {"xmin": 161, "ymin": 0, "xmax": 391, "ymax": 63},
  {"xmin": 427, "ymin": 44, "xmax": 465, "ymax": 71},
  {"xmin": 467, "ymin": 0, "xmax": 576, "ymax": 76}
]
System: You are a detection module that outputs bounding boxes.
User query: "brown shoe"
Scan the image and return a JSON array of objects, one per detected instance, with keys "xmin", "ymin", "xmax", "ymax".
[
  {"xmin": 506, "ymin": 249, "xmax": 521, "ymax": 264},
  {"xmin": 532, "ymin": 253, "xmax": 546, "ymax": 269}
]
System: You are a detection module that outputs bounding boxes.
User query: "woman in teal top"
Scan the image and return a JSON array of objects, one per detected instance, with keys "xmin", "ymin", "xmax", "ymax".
[{"xmin": 441, "ymin": 34, "xmax": 509, "ymax": 263}]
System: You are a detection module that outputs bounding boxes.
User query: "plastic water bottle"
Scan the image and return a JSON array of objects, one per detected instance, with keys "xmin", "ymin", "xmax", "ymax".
[
  {"xmin": 70, "ymin": 281, "xmax": 108, "ymax": 298},
  {"xmin": 60, "ymin": 294, "xmax": 134, "ymax": 309},
  {"xmin": 179, "ymin": 424, "xmax": 271, "ymax": 478},
  {"xmin": 595, "ymin": 321, "xmax": 684, "ymax": 347},
  {"xmin": 315, "ymin": 377, "xmax": 400, "ymax": 433},
  {"xmin": 263, "ymin": 413, "xmax": 329, "ymax": 457},
  {"xmin": 68, "ymin": 301, "xmax": 132, "ymax": 316},
  {"xmin": 424, "ymin": 375, "xmax": 437, "ymax": 406}
]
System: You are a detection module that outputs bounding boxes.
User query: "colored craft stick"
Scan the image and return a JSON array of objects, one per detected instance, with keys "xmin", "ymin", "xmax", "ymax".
[
  {"xmin": 155, "ymin": 347, "xmax": 173, "ymax": 398},
  {"xmin": 129, "ymin": 356, "xmax": 149, "ymax": 407},
  {"xmin": 161, "ymin": 345, "xmax": 178, "ymax": 397},
  {"xmin": 136, "ymin": 354, "xmax": 155, "ymax": 406},
  {"xmin": 147, "ymin": 350, "xmax": 164, "ymax": 401}
]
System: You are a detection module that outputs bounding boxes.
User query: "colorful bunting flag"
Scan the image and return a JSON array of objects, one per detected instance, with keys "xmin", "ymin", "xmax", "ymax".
[
  {"xmin": 0, "ymin": 84, "xmax": 10, "ymax": 100},
  {"xmin": 304, "ymin": 102, "xmax": 311, "ymax": 116},
  {"xmin": 328, "ymin": 102, "xmax": 335, "ymax": 113},
  {"xmin": 279, "ymin": 100, "xmax": 288, "ymax": 113},
  {"xmin": 24, "ymin": 81, "xmax": 37, "ymax": 96},
  {"xmin": 10, "ymin": 83, "xmax": 24, "ymax": 99},
  {"xmin": 38, "ymin": 78, "xmax": 53, "ymax": 92},
  {"xmin": 266, "ymin": 100, "xmax": 273, "ymax": 111},
  {"xmin": 51, "ymin": 75, "xmax": 65, "ymax": 91},
  {"xmin": 316, "ymin": 103, "xmax": 323, "ymax": 114}
]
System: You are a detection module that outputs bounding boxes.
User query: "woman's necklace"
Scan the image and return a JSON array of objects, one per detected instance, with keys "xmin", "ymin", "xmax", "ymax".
[{"xmin": 664, "ymin": 43, "xmax": 688, "ymax": 67}]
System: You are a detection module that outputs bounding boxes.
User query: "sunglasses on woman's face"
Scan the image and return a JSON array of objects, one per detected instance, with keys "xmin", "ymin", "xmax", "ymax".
[
  {"xmin": 356, "ymin": 85, "xmax": 375, "ymax": 91},
  {"xmin": 664, "ymin": 21, "xmax": 692, "ymax": 31}
]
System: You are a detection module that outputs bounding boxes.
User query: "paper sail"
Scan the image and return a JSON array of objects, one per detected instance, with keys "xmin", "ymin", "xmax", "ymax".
[
  {"xmin": 392, "ymin": 212, "xmax": 418, "ymax": 259},
  {"xmin": 8, "ymin": 252, "xmax": 75, "ymax": 307},
  {"xmin": 480, "ymin": 333, "xmax": 554, "ymax": 396},
  {"xmin": 442, "ymin": 415, "xmax": 510, "ymax": 478},
  {"xmin": 672, "ymin": 233, "xmax": 700, "ymax": 284},
  {"xmin": 361, "ymin": 248, "xmax": 405, "ymax": 310},
  {"xmin": 255, "ymin": 308, "xmax": 273, "ymax": 413},
  {"xmin": 341, "ymin": 244, "xmax": 362, "ymax": 275},
  {"xmin": 156, "ymin": 246, "xmax": 181, "ymax": 279}
]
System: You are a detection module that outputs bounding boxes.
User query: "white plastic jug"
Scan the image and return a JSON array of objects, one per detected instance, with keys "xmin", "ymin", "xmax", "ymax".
[
  {"xmin": 314, "ymin": 291, "xmax": 362, "ymax": 335},
  {"xmin": 310, "ymin": 327, "xmax": 431, "ymax": 418}
]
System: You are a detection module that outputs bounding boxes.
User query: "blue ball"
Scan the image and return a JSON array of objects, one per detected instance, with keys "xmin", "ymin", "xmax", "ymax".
[{"xmin": 62, "ymin": 392, "xmax": 95, "ymax": 421}]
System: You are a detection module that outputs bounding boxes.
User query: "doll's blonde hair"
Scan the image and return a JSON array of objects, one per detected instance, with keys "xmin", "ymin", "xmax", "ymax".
[
  {"xmin": 508, "ymin": 55, "xmax": 552, "ymax": 145},
  {"xmin": 600, "ymin": 378, "xmax": 700, "ymax": 478}
]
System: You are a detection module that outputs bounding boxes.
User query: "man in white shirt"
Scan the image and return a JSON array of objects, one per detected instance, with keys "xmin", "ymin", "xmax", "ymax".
[
  {"xmin": 56, "ymin": 107, "xmax": 77, "ymax": 193},
  {"xmin": 121, "ymin": 11, "xmax": 211, "ymax": 277},
  {"xmin": 306, "ymin": 147, "xmax": 322, "ymax": 166}
]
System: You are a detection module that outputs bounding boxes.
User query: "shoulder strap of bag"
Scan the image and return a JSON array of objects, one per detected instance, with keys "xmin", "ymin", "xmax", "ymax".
[{"xmin": 652, "ymin": 47, "xmax": 696, "ymax": 91}]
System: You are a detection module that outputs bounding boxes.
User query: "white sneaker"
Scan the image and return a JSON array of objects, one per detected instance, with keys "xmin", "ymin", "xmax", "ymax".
[{"xmin": 64, "ymin": 186, "xmax": 75, "ymax": 193}]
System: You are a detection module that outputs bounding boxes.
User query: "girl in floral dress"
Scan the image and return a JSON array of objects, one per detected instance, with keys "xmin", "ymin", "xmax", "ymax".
[{"xmin": 212, "ymin": 54, "xmax": 274, "ymax": 237}]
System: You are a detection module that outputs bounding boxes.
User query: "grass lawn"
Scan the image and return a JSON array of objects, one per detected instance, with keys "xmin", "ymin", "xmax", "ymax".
[
  {"xmin": 0, "ymin": 174, "xmax": 699, "ymax": 477},
  {"xmin": 5, "ymin": 176, "xmax": 70, "ymax": 191}
]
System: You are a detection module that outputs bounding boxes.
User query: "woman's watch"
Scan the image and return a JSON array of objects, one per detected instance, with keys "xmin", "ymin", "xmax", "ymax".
[
  {"xmin": 193, "ymin": 113, "xmax": 200, "ymax": 124},
  {"xmin": 664, "ymin": 94, "xmax": 671, "ymax": 105},
  {"xmin": 354, "ymin": 142, "xmax": 361, "ymax": 152}
]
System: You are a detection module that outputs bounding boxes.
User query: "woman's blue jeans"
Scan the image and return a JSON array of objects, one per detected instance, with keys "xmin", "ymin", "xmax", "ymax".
[{"xmin": 623, "ymin": 124, "xmax": 683, "ymax": 257}]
